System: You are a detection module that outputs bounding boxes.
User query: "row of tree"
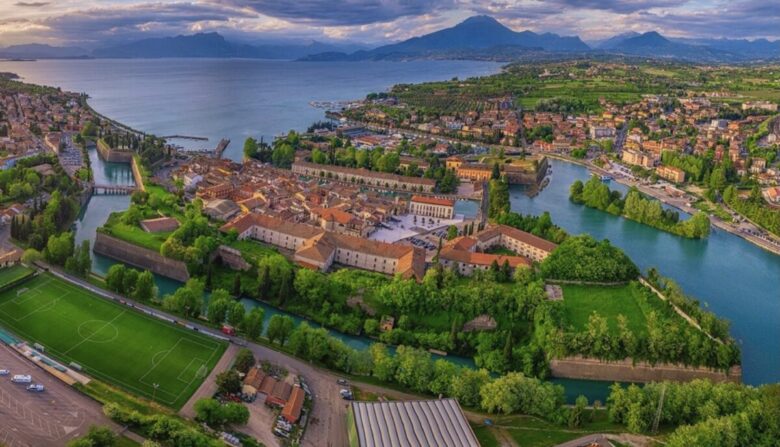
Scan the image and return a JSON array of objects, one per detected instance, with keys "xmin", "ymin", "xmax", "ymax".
[
  {"xmin": 570, "ymin": 176, "xmax": 710, "ymax": 239},
  {"xmin": 607, "ymin": 379, "xmax": 779, "ymax": 446}
]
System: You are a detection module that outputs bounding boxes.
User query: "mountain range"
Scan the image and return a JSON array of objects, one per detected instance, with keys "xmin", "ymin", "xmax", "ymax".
[
  {"xmin": 3, "ymin": 15, "xmax": 780, "ymax": 63},
  {"xmin": 0, "ymin": 33, "xmax": 363, "ymax": 60}
]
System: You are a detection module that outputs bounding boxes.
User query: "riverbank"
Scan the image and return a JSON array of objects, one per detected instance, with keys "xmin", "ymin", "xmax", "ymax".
[{"xmin": 547, "ymin": 153, "xmax": 780, "ymax": 257}]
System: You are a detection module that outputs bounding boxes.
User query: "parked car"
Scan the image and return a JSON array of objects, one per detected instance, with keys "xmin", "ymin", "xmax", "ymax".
[
  {"xmin": 337, "ymin": 378, "xmax": 349, "ymax": 386},
  {"xmin": 11, "ymin": 374, "xmax": 31, "ymax": 383},
  {"xmin": 26, "ymin": 384, "xmax": 44, "ymax": 392},
  {"xmin": 0, "ymin": 369, "xmax": 9, "ymax": 376}
]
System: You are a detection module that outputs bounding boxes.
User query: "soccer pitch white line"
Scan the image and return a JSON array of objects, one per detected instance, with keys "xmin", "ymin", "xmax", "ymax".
[
  {"xmin": 139, "ymin": 337, "xmax": 221, "ymax": 404},
  {"xmin": 0, "ymin": 274, "xmax": 227, "ymax": 405},
  {"xmin": 0, "ymin": 278, "xmax": 71, "ymax": 322},
  {"xmin": 62, "ymin": 309, "xmax": 127, "ymax": 356}
]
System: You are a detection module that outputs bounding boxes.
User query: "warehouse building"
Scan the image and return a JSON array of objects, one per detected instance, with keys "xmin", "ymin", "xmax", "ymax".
[{"xmin": 349, "ymin": 398, "xmax": 479, "ymax": 447}]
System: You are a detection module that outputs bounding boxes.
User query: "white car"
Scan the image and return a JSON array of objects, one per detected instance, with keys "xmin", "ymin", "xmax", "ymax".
[
  {"xmin": 11, "ymin": 375, "xmax": 31, "ymax": 383},
  {"xmin": 0, "ymin": 369, "xmax": 9, "ymax": 376}
]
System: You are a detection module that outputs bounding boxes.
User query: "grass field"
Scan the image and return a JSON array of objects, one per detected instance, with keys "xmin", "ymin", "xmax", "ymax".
[
  {"xmin": 0, "ymin": 264, "xmax": 33, "ymax": 288},
  {"xmin": 561, "ymin": 284, "xmax": 649, "ymax": 336},
  {"xmin": 0, "ymin": 273, "xmax": 226, "ymax": 408}
]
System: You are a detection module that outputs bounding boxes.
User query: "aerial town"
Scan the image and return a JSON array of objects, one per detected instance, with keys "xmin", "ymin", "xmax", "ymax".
[{"xmin": 0, "ymin": 51, "xmax": 778, "ymax": 447}]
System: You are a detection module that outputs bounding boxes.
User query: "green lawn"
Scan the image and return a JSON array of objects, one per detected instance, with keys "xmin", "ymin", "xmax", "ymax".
[
  {"xmin": 0, "ymin": 264, "xmax": 33, "ymax": 288},
  {"xmin": 471, "ymin": 424, "xmax": 500, "ymax": 447},
  {"xmin": 496, "ymin": 412, "xmax": 628, "ymax": 447},
  {"xmin": 226, "ymin": 238, "xmax": 278, "ymax": 263},
  {"xmin": 0, "ymin": 274, "xmax": 226, "ymax": 408},
  {"xmin": 560, "ymin": 284, "xmax": 648, "ymax": 336},
  {"xmin": 100, "ymin": 220, "xmax": 171, "ymax": 252}
]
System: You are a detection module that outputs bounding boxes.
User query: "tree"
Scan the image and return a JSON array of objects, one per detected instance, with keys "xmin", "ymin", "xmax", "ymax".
[
  {"xmin": 45, "ymin": 232, "xmax": 74, "ymax": 266},
  {"xmin": 242, "ymin": 307, "xmax": 265, "ymax": 340},
  {"xmin": 488, "ymin": 178, "xmax": 510, "ymax": 218},
  {"xmin": 194, "ymin": 398, "xmax": 222, "ymax": 426},
  {"xmin": 207, "ymin": 290, "xmax": 230, "ymax": 324},
  {"xmin": 21, "ymin": 248, "xmax": 43, "ymax": 265},
  {"xmin": 267, "ymin": 315, "xmax": 294, "ymax": 345},
  {"xmin": 491, "ymin": 162, "xmax": 501, "ymax": 180},
  {"xmin": 215, "ymin": 369, "xmax": 242, "ymax": 394},
  {"xmin": 446, "ymin": 225, "xmax": 459, "ymax": 240},
  {"xmin": 134, "ymin": 270, "xmax": 156, "ymax": 302},
  {"xmin": 232, "ymin": 273, "xmax": 242, "ymax": 296},
  {"xmin": 122, "ymin": 269, "xmax": 139, "ymax": 297},
  {"xmin": 449, "ymin": 368, "xmax": 491, "ymax": 408},
  {"xmin": 105, "ymin": 264, "xmax": 126, "ymax": 293},
  {"xmin": 227, "ymin": 301, "xmax": 245, "ymax": 327},
  {"xmin": 243, "ymin": 137, "xmax": 259, "ymax": 159},
  {"xmin": 67, "ymin": 425, "xmax": 117, "ymax": 447},
  {"xmin": 294, "ymin": 268, "xmax": 329, "ymax": 307},
  {"xmin": 568, "ymin": 395, "xmax": 588, "ymax": 428},
  {"xmin": 233, "ymin": 348, "xmax": 255, "ymax": 373}
]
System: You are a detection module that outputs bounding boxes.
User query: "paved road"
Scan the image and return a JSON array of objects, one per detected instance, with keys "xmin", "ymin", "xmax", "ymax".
[{"xmin": 0, "ymin": 344, "xmax": 122, "ymax": 446}]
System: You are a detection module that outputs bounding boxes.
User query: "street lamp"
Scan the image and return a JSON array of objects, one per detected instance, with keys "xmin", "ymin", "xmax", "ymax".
[{"xmin": 152, "ymin": 383, "xmax": 159, "ymax": 401}]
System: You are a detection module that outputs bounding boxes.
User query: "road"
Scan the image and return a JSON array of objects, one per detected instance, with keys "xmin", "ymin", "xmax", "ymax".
[{"xmin": 0, "ymin": 343, "xmax": 130, "ymax": 446}]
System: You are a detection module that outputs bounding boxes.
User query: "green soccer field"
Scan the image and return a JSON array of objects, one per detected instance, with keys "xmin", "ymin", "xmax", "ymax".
[{"xmin": 0, "ymin": 273, "xmax": 227, "ymax": 408}]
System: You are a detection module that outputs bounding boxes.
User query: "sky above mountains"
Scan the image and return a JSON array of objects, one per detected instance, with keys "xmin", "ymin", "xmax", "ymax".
[{"xmin": 1, "ymin": 0, "xmax": 778, "ymax": 47}]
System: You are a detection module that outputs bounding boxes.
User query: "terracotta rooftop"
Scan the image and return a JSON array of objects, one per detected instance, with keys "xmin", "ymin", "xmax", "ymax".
[
  {"xmin": 293, "ymin": 161, "xmax": 436, "ymax": 186},
  {"xmin": 440, "ymin": 246, "xmax": 531, "ymax": 268},
  {"xmin": 281, "ymin": 386, "xmax": 305, "ymax": 423},
  {"xmin": 139, "ymin": 217, "xmax": 180, "ymax": 233},
  {"xmin": 476, "ymin": 225, "xmax": 557, "ymax": 253},
  {"xmin": 411, "ymin": 195, "xmax": 455, "ymax": 207},
  {"xmin": 220, "ymin": 213, "xmax": 324, "ymax": 240}
]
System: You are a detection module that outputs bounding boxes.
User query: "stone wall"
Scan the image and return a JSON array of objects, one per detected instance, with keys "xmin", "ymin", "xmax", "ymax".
[
  {"xmin": 130, "ymin": 156, "xmax": 146, "ymax": 191},
  {"xmin": 94, "ymin": 233, "xmax": 189, "ymax": 282},
  {"xmin": 550, "ymin": 356, "xmax": 741, "ymax": 384},
  {"xmin": 96, "ymin": 139, "xmax": 134, "ymax": 163}
]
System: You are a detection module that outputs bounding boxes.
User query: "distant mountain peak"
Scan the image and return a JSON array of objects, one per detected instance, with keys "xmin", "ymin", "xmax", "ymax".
[{"xmin": 459, "ymin": 15, "xmax": 503, "ymax": 26}]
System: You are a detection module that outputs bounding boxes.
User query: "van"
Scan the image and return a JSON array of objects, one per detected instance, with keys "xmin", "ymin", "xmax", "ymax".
[{"xmin": 11, "ymin": 375, "xmax": 31, "ymax": 383}]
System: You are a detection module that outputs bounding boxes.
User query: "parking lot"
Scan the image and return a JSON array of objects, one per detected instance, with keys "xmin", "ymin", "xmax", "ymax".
[{"xmin": 0, "ymin": 344, "xmax": 115, "ymax": 446}]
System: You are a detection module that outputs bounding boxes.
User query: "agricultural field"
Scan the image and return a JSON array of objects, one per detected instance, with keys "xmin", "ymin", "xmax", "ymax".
[{"xmin": 0, "ymin": 273, "xmax": 226, "ymax": 408}]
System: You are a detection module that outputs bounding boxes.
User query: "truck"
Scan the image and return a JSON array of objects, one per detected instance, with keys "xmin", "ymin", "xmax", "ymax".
[
  {"xmin": 26, "ymin": 384, "xmax": 44, "ymax": 392},
  {"xmin": 221, "ymin": 325, "xmax": 235, "ymax": 336},
  {"xmin": 11, "ymin": 375, "xmax": 31, "ymax": 383}
]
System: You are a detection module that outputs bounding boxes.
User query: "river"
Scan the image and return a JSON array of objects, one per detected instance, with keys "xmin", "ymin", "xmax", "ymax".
[{"xmin": 6, "ymin": 58, "xmax": 777, "ymax": 402}]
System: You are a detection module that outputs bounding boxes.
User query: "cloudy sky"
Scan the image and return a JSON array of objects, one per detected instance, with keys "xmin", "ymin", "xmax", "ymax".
[{"xmin": 0, "ymin": 0, "xmax": 778, "ymax": 48}]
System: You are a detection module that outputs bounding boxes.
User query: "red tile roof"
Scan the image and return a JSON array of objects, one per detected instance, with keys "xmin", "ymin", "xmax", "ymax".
[
  {"xmin": 282, "ymin": 386, "xmax": 305, "ymax": 423},
  {"xmin": 411, "ymin": 195, "xmax": 455, "ymax": 207}
]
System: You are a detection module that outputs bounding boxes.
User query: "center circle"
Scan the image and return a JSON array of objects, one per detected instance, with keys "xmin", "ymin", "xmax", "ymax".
[{"xmin": 77, "ymin": 320, "xmax": 119, "ymax": 343}]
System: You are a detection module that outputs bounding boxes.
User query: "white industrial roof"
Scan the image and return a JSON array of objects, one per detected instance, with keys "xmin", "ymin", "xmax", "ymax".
[{"xmin": 351, "ymin": 398, "xmax": 479, "ymax": 447}]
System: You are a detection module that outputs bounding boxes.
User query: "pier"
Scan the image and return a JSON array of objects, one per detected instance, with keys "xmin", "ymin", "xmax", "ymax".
[
  {"xmin": 161, "ymin": 135, "xmax": 209, "ymax": 141},
  {"xmin": 214, "ymin": 138, "xmax": 230, "ymax": 159}
]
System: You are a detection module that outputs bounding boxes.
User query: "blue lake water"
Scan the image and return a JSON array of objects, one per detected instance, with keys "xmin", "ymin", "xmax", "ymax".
[{"xmin": 3, "ymin": 59, "xmax": 776, "ymax": 402}]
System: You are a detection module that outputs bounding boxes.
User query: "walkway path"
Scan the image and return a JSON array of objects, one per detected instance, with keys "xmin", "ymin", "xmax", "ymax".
[{"xmin": 179, "ymin": 343, "xmax": 240, "ymax": 419}]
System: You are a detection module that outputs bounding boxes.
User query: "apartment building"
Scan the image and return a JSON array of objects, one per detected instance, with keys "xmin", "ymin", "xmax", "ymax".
[{"xmin": 409, "ymin": 195, "xmax": 455, "ymax": 219}]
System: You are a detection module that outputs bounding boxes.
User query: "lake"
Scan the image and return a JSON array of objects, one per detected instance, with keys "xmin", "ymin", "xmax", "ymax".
[{"xmin": 0, "ymin": 58, "xmax": 502, "ymax": 161}]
